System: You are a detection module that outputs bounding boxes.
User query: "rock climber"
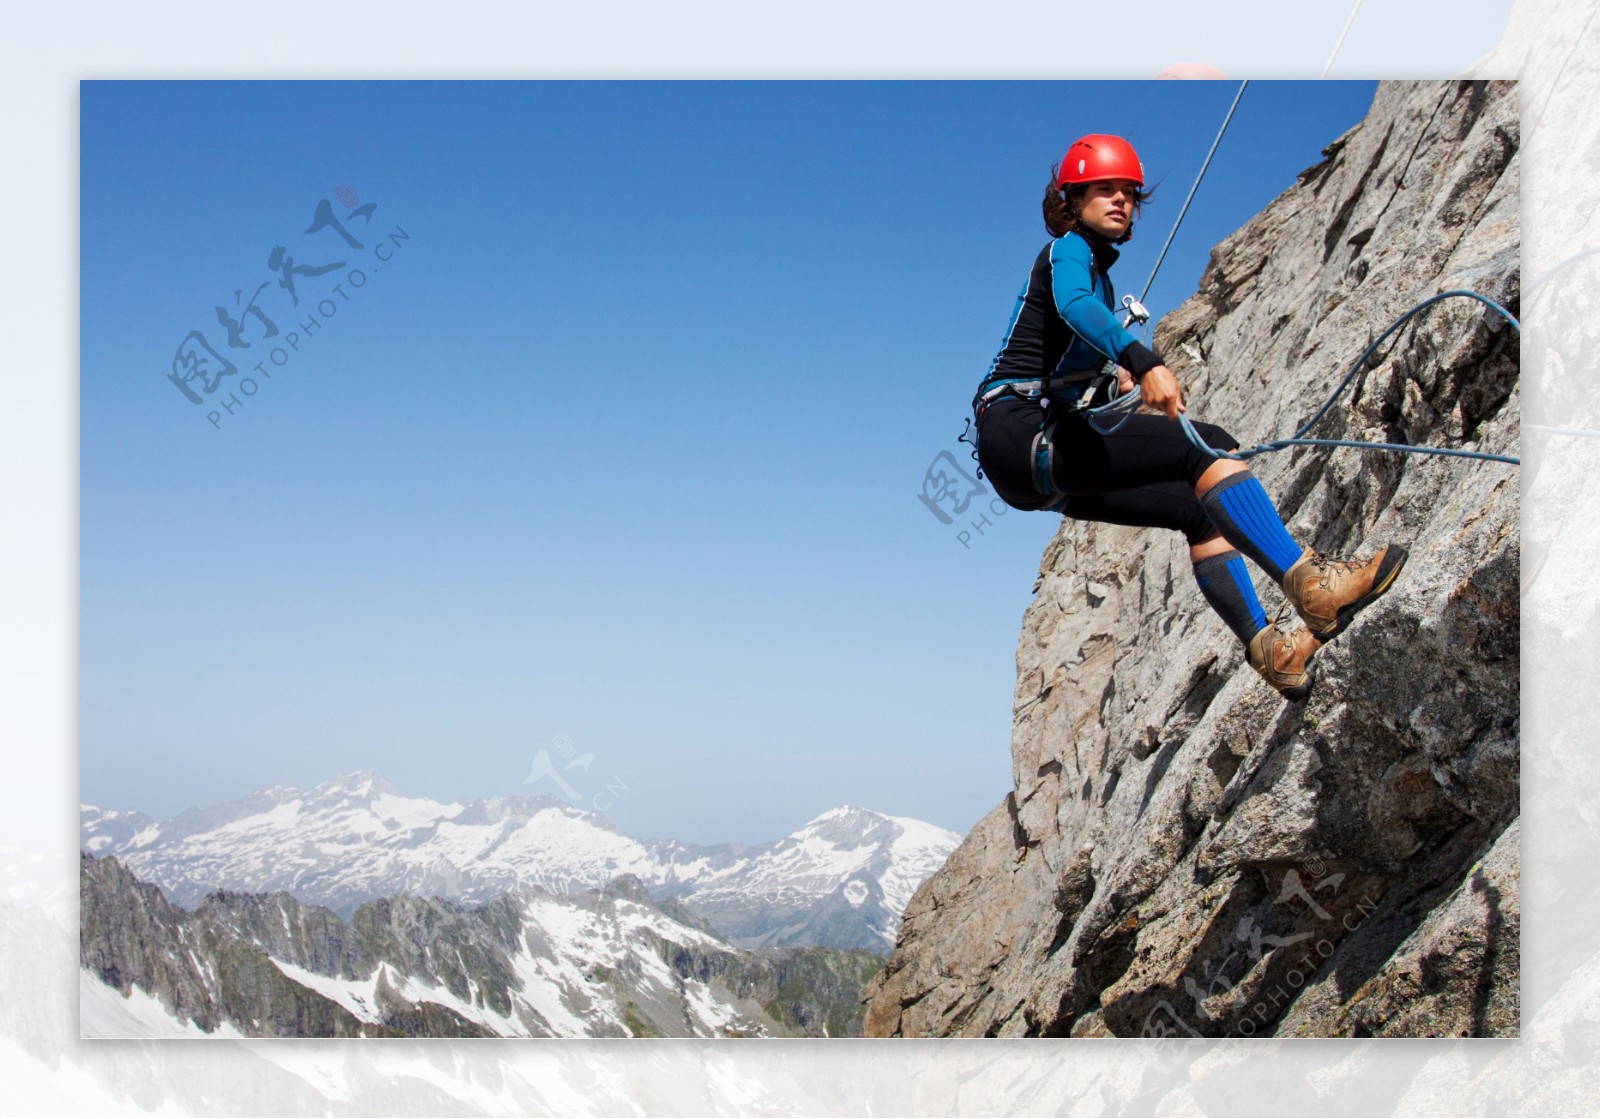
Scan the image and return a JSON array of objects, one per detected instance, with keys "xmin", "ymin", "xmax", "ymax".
[{"xmin": 970, "ymin": 133, "xmax": 1406, "ymax": 699}]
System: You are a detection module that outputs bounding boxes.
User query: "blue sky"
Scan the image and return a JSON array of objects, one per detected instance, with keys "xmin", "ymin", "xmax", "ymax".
[{"xmin": 81, "ymin": 79, "xmax": 1381, "ymax": 844}]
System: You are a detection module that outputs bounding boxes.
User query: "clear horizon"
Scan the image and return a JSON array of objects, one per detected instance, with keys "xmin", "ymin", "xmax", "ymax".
[
  {"xmin": 80, "ymin": 763, "xmax": 966, "ymax": 847},
  {"xmin": 82, "ymin": 79, "xmax": 1383, "ymax": 844}
]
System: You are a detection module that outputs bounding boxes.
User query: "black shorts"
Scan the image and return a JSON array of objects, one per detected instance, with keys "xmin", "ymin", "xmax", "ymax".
[{"xmin": 975, "ymin": 397, "xmax": 1238, "ymax": 546}]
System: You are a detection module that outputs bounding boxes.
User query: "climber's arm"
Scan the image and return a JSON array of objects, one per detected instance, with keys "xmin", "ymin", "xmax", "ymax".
[{"xmin": 1049, "ymin": 236, "xmax": 1142, "ymax": 363}]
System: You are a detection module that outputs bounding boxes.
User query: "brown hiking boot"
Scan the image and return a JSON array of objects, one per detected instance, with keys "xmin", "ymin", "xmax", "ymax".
[
  {"xmin": 1247, "ymin": 622, "xmax": 1322, "ymax": 701},
  {"xmin": 1281, "ymin": 544, "xmax": 1408, "ymax": 640}
]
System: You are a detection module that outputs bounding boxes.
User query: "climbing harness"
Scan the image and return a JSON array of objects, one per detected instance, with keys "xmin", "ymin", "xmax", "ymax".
[
  {"xmin": 959, "ymin": 300, "xmax": 1154, "ymax": 488},
  {"xmin": 970, "ymin": 367, "xmax": 1111, "ymax": 413},
  {"xmin": 962, "ymin": 291, "xmax": 1153, "ymax": 468},
  {"xmin": 1031, "ymin": 421, "xmax": 1060, "ymax": 497},
  {"xmin": 962, "ymin": 361, "xmax": 1118, "ymax": 479}
]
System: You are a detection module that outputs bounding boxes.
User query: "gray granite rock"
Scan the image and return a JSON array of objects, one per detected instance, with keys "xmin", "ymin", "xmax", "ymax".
[{"xmin": 865, "ymin": 79, "xmax": 1519, "ymax": 1039}]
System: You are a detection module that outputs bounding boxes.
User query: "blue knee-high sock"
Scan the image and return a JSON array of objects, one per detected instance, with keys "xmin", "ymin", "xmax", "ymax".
[
  {"xmin": 1194, "ymin": 550, "xmax": 1269, "ymax": 647},
  {"xmin": 1199, "ymin": 472, "xmax": 1304, "ymax": 584}
]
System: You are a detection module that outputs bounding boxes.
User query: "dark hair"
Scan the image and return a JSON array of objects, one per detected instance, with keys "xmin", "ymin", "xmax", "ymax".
[{"xmin": 1042, "ymin": 167, "xmax": 1153, "ymax": 243}]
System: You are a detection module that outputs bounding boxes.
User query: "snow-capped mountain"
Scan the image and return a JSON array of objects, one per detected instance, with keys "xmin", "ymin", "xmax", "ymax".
[
  {"xmin": 80, "ymin": 771, "xmax": 962, "ymax": 953},
  {"xmin": 77, "ymin": 805, "xmax": 159, "ymax": 855},
  {"xmin": 660, "ymin": 805, "xmax": 961, "ymax": 952},
  {"xmin": 80, "ymin": 853, "xmax": 881, "ymax": 1038}
]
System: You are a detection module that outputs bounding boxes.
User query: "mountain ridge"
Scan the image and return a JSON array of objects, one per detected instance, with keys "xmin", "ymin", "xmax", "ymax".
[
  {"xmin": 80, "ymin": 852, "xmax": 885, "ymax": 1038},
  {"xmin": 81, "ymin": 769, "xmax": 962, "ymax": 955}
]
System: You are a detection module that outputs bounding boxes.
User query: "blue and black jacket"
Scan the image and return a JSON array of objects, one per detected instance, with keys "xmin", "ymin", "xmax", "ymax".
[{"xmin": 977, "ymin": 229, "xmax": 1163, "ymax": 406}]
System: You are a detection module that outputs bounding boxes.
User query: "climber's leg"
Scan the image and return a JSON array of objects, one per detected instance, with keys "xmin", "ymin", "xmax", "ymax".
[
  {"xmin": 1197, "ymin": 471, "xmax": 1407, "ymax": 639},
  {"xmin": 1190, "ymin": 520, "xmax": 1324, "ymax": 701},
  {"xmin": 1049, "ymin": 412, "xmax": 1300, "ymax": 585},
  {"xmin": 1194, "ymin": 470, "xmax": 1306, "ymax": 584},
  {"xmin": 1056, "ymin": 486, "xmax": 1263, "ymax": 648},
  {"xmin": 1192, "ymin": 542, "xmax": 1268, "ymax": 647},
  {"xmin": 1056, "ymin": 476, "xmax": 1327, "ymax": 697},
  {"xmin": 1050, "ymin": 418, "xmax": 1274, "ymax": 646},
  {"xmin": 1056, "ymin": 481, "xmax": 1213, "ymax": 542},
  {"xmin": 1049, "ymin": 412, "xmax": 1240, "ymax": 497},
  {"xmin": 1194, "ymin": 456, "xmax": 1249, "ymax": 499},
  {"xmin": 1048, "ymin": 411, "xmax": 1406, "ymax": 642},
  {"xmin": 1190, "ymin": 510, "xmax": 1324, "ymax": 698},
  {"xmin": 1280, "ymin": 545, "xmax": 1410, "ymax": 640},
  {"xmin": 1188, "ymin": 532, "xmax": 1235, "ymax": 563},
  {"xmin": 1246, "ymin": 621, "xmax": 1322, "ymax": 701}
]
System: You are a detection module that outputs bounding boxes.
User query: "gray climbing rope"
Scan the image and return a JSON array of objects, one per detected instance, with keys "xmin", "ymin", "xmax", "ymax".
[
  {"xmin": 1089, "ymin": 289, "xmax": 1521, "ymax": 466},
  {"xmin": 1137, "ymin": 80, "xmax": 1250, "ymax": 309}
]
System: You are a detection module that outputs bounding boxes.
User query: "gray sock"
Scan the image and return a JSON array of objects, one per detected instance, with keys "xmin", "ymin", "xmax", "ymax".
[{"xmin": 1194, "ymin": 549, "xmax": 1269, "ymax": 647}]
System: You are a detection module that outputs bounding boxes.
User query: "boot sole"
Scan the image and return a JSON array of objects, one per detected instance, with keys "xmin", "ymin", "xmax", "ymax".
[
  {"xmin": 1311, "ymin": 545, "xmax": 1409, "ymax": 641},
  {"xmin": 1278, "ymin": 660, "xmax": 1315, "ymax": 702},
  {"xmin": 1252, "ymin": 638, "xmax": 1318, "ymax": 702}
]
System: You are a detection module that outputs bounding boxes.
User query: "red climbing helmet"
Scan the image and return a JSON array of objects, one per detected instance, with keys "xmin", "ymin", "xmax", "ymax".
[{"xmin": 1056, "ymin": 134, "xmax": 1144, "ymax": 189}]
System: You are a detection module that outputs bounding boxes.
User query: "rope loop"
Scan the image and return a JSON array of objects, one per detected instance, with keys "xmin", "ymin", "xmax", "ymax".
[{"xmin": 1083, "ymin": 290, "xmax": 1521, "ymax": 466}]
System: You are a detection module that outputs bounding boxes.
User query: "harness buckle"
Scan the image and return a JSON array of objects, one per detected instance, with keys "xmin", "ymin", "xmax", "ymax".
[{"xmin": 1031, "ymin": 421, "xmax": 1059, "ymax": 497}]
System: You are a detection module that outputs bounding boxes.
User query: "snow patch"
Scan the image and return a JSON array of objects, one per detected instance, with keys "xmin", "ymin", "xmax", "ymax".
[
  {"xmin": 78, "ymin": 969, "xmax": 245, "ymax": 1039},
  {"xmin": 268, "ymin": 959, "xmax": 385, "ymax": 1025},
  {"xmin": 126, "ymin": 824, "xmax": 163, "ymax": 849}
]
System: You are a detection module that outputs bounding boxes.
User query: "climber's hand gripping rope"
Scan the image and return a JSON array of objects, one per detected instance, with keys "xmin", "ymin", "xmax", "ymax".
[{"xmin": 1083, "ymin": 290, "xmax": 1522, "ymax": 466}]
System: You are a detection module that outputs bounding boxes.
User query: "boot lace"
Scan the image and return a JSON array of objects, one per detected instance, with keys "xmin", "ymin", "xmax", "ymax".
[
  {"xmin": 1268, "ymin": 602, "xmax": 1318, "ymax": 645},
  {"xmin": 1308, "ymin": 551, "xmax": 1366, "ymax": 578},
  {"xmin": 1267, "ymin": 602, "xmax": 1306, "ymax": 640}
]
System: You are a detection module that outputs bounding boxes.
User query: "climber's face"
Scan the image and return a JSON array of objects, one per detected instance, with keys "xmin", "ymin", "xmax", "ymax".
[{"xmin": 1078, "ymin": 180, "xmax": 1139, "ymax": 239}]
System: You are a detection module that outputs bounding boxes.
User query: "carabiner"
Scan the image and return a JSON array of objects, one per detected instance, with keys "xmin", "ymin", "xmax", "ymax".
[{"xmin": 1120, "ymin": 294, "xmax": 1150, "ymax": 327}]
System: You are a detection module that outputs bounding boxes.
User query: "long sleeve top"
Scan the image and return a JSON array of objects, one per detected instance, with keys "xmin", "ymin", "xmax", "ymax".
[{"xmin": 978, "ymin": 228, "xmax": 1163, "ymax": 400}]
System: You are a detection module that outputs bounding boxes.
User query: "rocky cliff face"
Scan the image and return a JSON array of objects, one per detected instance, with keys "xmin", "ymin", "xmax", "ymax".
[{"xmin": 864, "ymin": 79, "xmax": 1519, "ymax": 1039}]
